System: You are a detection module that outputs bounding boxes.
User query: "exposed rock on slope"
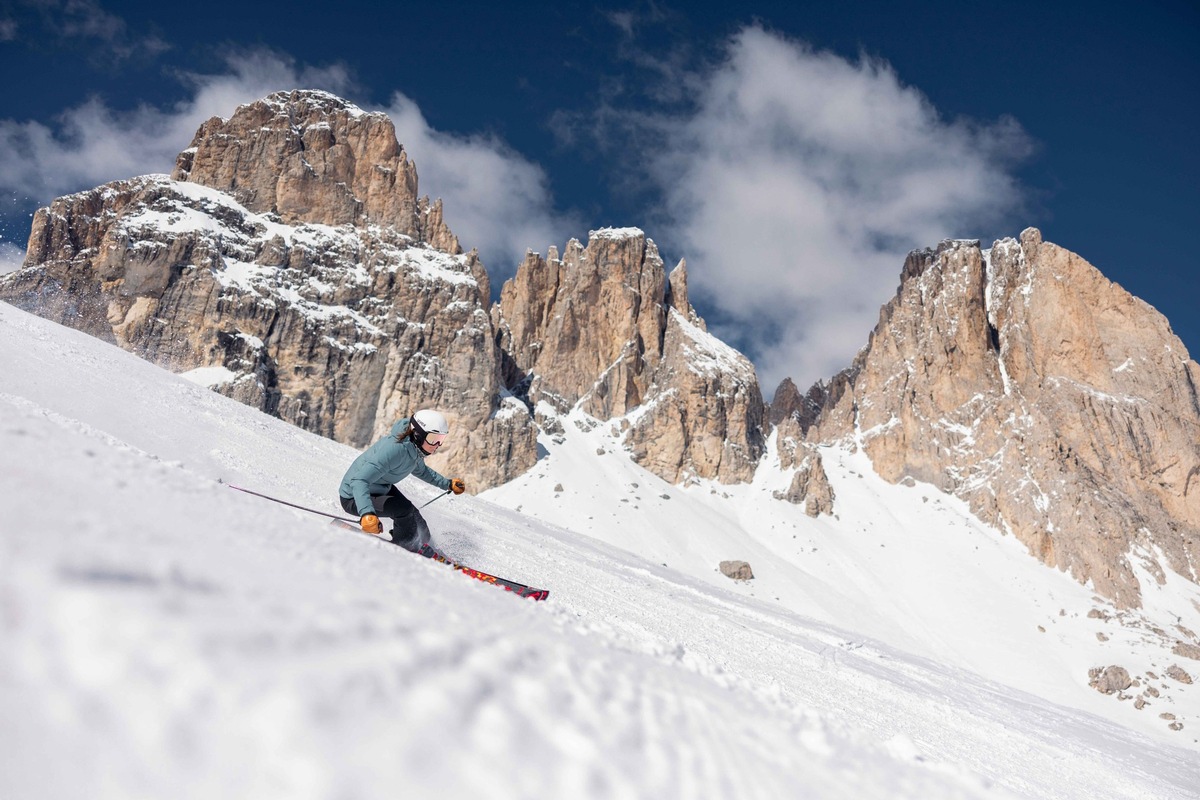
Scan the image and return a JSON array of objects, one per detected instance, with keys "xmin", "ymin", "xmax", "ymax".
[
  {"xmin": 625, "ymin": 305, "xmax": 767, "ymax": 484},
  {"xmin": 801, "ymin": 228, "xmax": 1200, "ymax": 606},
  {"xmin": 772, "ymin": 443, "xmax": 836, "ymax": 517}
]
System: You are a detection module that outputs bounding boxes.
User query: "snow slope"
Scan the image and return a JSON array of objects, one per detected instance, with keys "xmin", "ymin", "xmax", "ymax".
[
  {"xmin": 2, "ymin": 301, "xmax": 1197, "ymax": 800},
  {"xmin": 486, "ymin": 414, "xmax": 1200, "ymax": 742}
]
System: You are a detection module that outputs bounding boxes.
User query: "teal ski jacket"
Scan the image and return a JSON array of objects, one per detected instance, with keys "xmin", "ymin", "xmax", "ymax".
[{"xmin": 338, "ymin": 418, "xmax": 451, "ymax": 515}]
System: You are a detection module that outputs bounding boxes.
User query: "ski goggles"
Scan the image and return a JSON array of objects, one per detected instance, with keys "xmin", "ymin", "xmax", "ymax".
[{"xmin": 424, "ymin": 432, "xmax": 447, "ymax": 448}]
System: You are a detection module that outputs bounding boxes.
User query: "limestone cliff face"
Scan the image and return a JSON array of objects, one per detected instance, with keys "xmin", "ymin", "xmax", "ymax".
[
  {"xmin": 494, "ymin": 230, "xmax": 668, "ymax": 419},
  {"xmin": 494, "ymin": 229, "xmax": 767, "ymax": 484},
  {"xmin": 1, "ymin": 91, "xmax": 533, "ymax": 489},
  {"xmin": 625, "ymin": 306, "xmax": 767, "ymax": 484},
  {"xmin": 172, "ymin": 89, "xmax": 459, "ymax": 252},
  {"xmin": 802, "ymin": 229, "xmax": 1200, "ymax": 606}
]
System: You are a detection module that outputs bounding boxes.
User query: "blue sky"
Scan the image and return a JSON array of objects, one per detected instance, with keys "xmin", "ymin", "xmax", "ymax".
[{"xmin": 1, "ymin": 0, "xmax": 1196, "ymax": 391}]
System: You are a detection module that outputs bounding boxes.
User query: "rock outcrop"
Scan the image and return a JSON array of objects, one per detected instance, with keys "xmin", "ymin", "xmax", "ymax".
[
  {"xmin": 1089, "ymin": 665, "xmax": 1133, "ymax": 694},
  {"xmin": 769, "ymin": 378, "xmax": 804, "ymax": 427},
  {"xmin": 772, "ymin": 443, "xmax": 836, "ymax": 517},
  {"xmin": 494, "ymin": 230, "xmax": 766, "ymax": 484},
  {"xmin": 172, "ymin": 89, "xmax": 459, "ymax": 251},
  {"xmin": 719, "ymin": 560, "xmax": 755, "ymax": 581},
  {"xmin": 800, "ymin": 229, "xmax": 1200, "ymax": 606},
  {"xmin": 494, "ymin": 230, "xmax": 668, "ymax": 419},
  {"xmin": 1166, "ymin": 665, "xmax": 1194, "ymax": 684}
]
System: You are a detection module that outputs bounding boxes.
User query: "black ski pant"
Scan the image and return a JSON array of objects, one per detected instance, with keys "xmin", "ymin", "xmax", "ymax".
[{"xmin": 340, "ymin": 485, "xmax": 430, "ymax": 553}]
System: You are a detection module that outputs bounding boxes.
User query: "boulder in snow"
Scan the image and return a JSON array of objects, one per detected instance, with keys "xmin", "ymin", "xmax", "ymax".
[
  {"xmin": 719, "ymin": 560, "xmax": 754, "ymax": 581},
  {"xmin": 1089, "ymin": 665, "xmax": 1132, "ymax": 694},
  {"xmin": 1165, "ymin": 665, "xmax": 1193, "ymax": 684}
]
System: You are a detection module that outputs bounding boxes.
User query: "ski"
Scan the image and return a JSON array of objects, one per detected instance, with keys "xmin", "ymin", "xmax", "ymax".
[
  {"xmin": 329, "ymin": 519, "xmax": 549, "ymax": 601},
  {"xmin": 414, "ymin": 543, "xmax": 549, "ymax": 600}
]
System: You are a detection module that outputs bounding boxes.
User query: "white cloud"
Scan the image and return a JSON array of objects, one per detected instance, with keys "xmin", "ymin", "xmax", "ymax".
[
  {"xmin": 22, "ymin": 0, "xmax": 169, "ymax": 60},
  {"xmin": 54, "ymin": 0, "xmax": 125, "ymax": 41},
  {"xmin": 0, "ymin": 48, "xmax": 358, "ymax": 206},
  {"xmin": 639, "ymin": 27, "xmax": 1032, "ymax": 392},
  {"xmin": 379, "ymin": 93, "xmax": 581, "ymax": 277}
]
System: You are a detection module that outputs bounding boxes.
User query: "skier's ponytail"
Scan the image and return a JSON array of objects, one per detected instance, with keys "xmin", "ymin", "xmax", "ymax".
[{"xmin": 394, "ymin": 424, "xmax": 414, "ymax": 443}]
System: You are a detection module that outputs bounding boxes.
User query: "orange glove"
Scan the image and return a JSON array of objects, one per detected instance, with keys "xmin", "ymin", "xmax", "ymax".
[
  {"xmin": 450, "ymin": 478, "xmax": 466, "ymax": 495},
  {"xmin": 360, "ymin": 514, "xmax": 383, "ymax": 534}
]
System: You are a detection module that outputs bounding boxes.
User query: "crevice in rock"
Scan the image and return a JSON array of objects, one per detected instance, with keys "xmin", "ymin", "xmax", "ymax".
[{"xmin": 987, "ymin": 321, "xmax": 1001, "ymax": 353}]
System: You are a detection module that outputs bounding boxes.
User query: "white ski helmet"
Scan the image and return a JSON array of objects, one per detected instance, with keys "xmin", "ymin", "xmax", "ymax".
[{"xmin": 410, "ymin": 409, "xmax": 450, "ymax": 445}]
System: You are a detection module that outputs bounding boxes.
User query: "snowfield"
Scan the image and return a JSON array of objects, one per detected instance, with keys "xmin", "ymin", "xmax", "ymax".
[{"xmin": 2, "ymin": 301, "xmax": 1197, "ymax": 800}]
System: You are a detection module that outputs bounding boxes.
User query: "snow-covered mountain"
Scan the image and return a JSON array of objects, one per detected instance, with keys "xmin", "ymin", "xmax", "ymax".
[
  {"xmin": 2, "ymin": 302, "xmax": 1197, "ymax": 799},
  {"xmin": 4, "ymin": 91, "xmax": 1197, "ymax": 623}
]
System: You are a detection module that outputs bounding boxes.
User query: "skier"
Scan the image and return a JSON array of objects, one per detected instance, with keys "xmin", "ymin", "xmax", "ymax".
[{"xmin": 338, "ymin": 409, "xmax": 466, "ymax": 552}]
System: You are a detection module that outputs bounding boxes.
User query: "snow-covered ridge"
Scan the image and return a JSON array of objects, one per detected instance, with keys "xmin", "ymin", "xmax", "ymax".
[
  {"xmin": 489, "ymin": 394, "xmax": 1200, "ymax": 752},
  {"xmin": 588, "ymin": 226, "xmax": 645, "ymax": 240},
  {"xmin": 669, "ymin": 307, "xmax": 757, "ymax": 379},
  {"xmin": 255, "ymin": 88, "xmax": 374, "ymax": 119},
  {"xmin": 121, "ymin": 175, "xmax": 476, "ymax": 286}
]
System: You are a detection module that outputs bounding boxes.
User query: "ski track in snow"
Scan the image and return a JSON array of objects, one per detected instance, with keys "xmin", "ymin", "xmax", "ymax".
[{"xmin": 2, "ymin": 301, "xmax": 1198, "ymax": 800}]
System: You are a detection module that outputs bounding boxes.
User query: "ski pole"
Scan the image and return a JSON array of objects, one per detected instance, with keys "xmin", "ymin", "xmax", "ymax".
[
  {"xmin": 418, "ymin": 489, "xmax": 452, "ymax": 509},
  {"xmin": 223, "ymin": 482, "xmax": 360, "ymax": 523}
]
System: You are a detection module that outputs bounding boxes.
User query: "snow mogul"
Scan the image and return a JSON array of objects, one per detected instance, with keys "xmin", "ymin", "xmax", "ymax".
[{"xmin": 338, "ymin": 409, "xmax": 466, "ymax": 552}]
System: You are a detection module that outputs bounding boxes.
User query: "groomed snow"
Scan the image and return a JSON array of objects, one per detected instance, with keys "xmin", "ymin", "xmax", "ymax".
[{"xmin": 2, "ymin": 301, "xmax": 1197, "ymax": 800}]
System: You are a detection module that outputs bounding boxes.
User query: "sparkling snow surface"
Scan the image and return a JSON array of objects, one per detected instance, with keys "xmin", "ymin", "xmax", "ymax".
[{"xmin": 2, "ymin": 302, "xmax": 1198, "ymax": 800}]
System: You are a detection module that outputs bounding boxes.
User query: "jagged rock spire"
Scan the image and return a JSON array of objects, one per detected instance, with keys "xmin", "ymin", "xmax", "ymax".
[{"xmin": 493, "ymin": 228, "xmax": 767, "ymax": 484}]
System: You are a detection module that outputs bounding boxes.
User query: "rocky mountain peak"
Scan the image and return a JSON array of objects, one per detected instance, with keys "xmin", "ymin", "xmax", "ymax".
[
  {"xmin": 800, "ymin": 228, "xmax": 1200, "ymax": 607},
  {"xmin": 494, "ymin": 227, "xmax": 668, "ymax": 419},
  {"xmin": 769, "ymin": 377, "xmax": 803, "ymax": 426},
  {"xmin": 172, "ymin": 89, "xmax": 457, "ymax": 251},
  {"xmin": 1, "ymin": 91, "xmax": 537, "ymax": 488},
  {"xmin": 2, "ymin": 88, "xmax": 779, "ymax": 492},
  {"xmin": 494, "ymin": 228, "xmax": 766, "ymax": 484}
]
